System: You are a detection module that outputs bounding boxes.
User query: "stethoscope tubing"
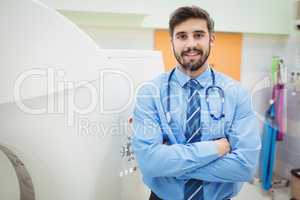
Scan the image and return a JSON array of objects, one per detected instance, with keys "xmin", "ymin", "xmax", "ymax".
[{"xmin": 166, "ymin": 67, "xmax": 225, "ymax": 124}]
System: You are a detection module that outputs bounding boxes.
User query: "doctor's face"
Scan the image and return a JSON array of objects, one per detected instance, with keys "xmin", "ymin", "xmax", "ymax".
[{"xmin": 171, "ymin": 18, "xmax": 214, "ymax": 72}]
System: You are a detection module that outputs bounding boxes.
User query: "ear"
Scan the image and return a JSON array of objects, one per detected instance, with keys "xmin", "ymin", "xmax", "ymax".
[
  {"xmin": 170, "ymin": 37, "xmax": 175, "ymax": 51},
  {"xmin": 170, "ymin": 36, "xmax": 174, "ymax": 45},
  {"xmin": 210, "ymin": 33, "xmax": 216, "ymax": 47}
]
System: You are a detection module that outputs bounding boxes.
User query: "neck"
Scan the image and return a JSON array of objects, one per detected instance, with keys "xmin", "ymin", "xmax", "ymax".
[{"xmin": 179, "ymin": 63, "xmax": 209, "ymax": 79}]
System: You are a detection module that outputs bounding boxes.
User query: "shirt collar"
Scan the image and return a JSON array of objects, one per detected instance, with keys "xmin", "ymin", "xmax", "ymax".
[{"xmin": 173, "ymin": 65, "xmax": 212, "ymax": 88}]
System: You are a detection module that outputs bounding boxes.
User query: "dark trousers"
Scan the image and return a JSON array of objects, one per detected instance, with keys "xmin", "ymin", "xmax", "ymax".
[
  {"xmin": 149, "ymin": 191, "xmax": 162, "ymax": 200},
  {"xmin": 149, "ymin": 191, "xmax": 231, "ymax": 200}
]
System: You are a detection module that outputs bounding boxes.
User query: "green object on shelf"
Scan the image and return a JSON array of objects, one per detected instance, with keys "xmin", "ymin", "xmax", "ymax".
[{"xmin": 271, "ymin": 56, "xmax": 280, "ymax": 83}]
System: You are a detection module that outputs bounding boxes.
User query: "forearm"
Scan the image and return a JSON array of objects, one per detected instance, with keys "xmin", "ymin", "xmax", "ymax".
[
  {"xmin": 176, "ymin": 149, "xmax": 260, "ymax": 182},
  {"xmin": 133, "ymin": 135, "xmax": 220, "ymax": 178},
  {"xmin": 176, "ymin": 115, "xmax": 261, "ymax": 182}
]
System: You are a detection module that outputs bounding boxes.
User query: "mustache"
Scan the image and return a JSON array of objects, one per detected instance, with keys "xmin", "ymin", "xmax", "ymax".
[{"xmin": 181, "ymin": 47, "xmax": 203, "ymax": 56}]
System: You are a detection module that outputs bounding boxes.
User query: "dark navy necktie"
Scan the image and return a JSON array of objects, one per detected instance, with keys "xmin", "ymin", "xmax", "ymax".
[
  {"xmin": 184, "ymin": 79, "xmax": 204, "ymax": 200},
  {"xmin": 185, "ymin": 79, "xmax": 202, "ymax": 143}
]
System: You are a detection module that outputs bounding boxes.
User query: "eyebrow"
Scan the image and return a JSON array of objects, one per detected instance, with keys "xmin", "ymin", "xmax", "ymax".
[
  {"xmin": 175, "ymin": 30, "xmax": 207, "ymax": 36},
  {"xmin": 175, "ymin": 31, "xmax": 187, "ymax": 36},
  {"xmin": 193, "ymin": 30, "xmax": 206, "ymax": 34}
]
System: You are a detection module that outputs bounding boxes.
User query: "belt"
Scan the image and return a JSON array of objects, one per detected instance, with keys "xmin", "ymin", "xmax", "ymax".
[{"xmin": 149, "ymin": 191, "xmax": 162, "ymax": 200}]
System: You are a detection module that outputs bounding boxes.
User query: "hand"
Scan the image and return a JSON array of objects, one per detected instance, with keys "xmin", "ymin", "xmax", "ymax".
[{"xmin": 214, "ymin": 138, "xmax": 230, "ymax": 156}]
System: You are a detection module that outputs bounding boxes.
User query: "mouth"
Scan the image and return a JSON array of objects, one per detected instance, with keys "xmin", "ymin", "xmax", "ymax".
[{"xmin": 182, "ymin": 51, "xmax": 202, "ymax": 60}]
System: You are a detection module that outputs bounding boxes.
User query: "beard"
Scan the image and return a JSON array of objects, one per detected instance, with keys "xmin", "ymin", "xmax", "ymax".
[{"xmin": 173, "ymin": 45, "xmax": 211, "ymax": 72}]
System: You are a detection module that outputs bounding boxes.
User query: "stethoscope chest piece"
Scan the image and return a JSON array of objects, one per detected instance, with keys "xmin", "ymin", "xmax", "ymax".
[{"xmin": 205, "ymin": 85, "xmax": 225, "ymax": 121}]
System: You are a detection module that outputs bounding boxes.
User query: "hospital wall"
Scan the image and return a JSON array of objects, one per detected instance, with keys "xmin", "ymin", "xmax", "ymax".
[
  {"xmin": 40, "ymin": 0, "xmax": 293, "ymax": 35},
  {"xmin": 80, "ymin": 26, "xmax": 154, "ymax": 50}
]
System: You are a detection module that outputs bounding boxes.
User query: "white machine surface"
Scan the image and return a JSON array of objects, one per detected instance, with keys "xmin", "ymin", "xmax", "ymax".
[{"xmin": 0, "ymin": 0, "xmax": 164, "ymax": 199}]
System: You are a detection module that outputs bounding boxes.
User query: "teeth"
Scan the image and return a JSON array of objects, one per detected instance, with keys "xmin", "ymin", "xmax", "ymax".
[
  {"xmin": 186, "ymin": 53, "xmax": 199, "ymax": 56},
  {"xmin": 184, "ymin": 51, "xmax": 200, "ymax": 56}
]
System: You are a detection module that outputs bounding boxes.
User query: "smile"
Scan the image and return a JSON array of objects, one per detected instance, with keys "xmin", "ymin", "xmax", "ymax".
[
  {"xmin": 182, "ymin": 50, "xmax": 202, "ymax": 57},
  {"xmin": 183, "ymin": 52, "xmax": 201, "ymax": 59}
]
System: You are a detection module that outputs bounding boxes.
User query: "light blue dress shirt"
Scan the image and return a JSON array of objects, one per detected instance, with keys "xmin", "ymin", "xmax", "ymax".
[{"xmin": 132, "ymin": 66, "xmax": 261, "ymax": 200}]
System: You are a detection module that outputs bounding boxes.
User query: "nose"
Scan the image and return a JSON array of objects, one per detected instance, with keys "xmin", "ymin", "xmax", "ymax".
[{"xmin": 184, "ymin": 36, "xmax": 197, "ymax": 50}]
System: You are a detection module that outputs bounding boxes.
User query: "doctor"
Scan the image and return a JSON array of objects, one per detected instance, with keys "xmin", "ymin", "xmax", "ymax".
[{"xmin": 132, "ymin": 6, "xmax": 261, "ymax": 200}]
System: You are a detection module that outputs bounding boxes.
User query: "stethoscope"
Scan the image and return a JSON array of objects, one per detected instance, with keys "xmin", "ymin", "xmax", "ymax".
[{"xmin": 166, "ymin": 67, "xmax": 225, "ymax": 124}]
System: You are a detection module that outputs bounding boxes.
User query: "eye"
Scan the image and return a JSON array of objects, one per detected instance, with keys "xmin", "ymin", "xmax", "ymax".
[
  {"xmin": 194, "ymin": 33, "xmax": 204, "ymax": 39},
  {"xmin": 176, "ymin": 34, "xmax": 187, "ymax": 40}
]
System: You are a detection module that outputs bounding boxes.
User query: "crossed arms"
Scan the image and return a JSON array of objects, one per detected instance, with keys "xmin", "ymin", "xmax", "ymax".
[{"xmin": 132, "ymin": 84, "xmax": 261, "ymax": 183}]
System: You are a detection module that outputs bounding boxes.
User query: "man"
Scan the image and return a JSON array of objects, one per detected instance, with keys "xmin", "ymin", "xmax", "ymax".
[{"xmin": 132, "ymin": 6, "xmax": 261, "ymax": 200}]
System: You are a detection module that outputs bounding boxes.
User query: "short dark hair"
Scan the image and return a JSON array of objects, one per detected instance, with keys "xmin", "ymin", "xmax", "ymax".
[{"xmin": 168, "ymin": 6, "xmax": 214, "ymax": 37}]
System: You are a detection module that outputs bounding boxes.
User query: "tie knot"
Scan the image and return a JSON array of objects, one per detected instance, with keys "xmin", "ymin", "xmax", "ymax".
[{"xmin": 185, "ymin": 79, "xmax": 202, "ymax": 91}]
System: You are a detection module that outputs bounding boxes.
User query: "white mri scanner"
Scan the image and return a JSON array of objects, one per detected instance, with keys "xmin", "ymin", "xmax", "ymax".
[{"xmin": 0, "ymin": 0, "xmax": 164, "ymax": 199}]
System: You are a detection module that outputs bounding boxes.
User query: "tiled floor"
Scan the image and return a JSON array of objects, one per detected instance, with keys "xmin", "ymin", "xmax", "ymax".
[{"xmin": 233, "ymin": 182, "xmax": 291, "ymax": 200}]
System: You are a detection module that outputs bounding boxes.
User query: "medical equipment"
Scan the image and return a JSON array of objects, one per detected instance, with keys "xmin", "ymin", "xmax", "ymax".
[
  {"xmin": 0, "ymin": 0, "xmax": 164, "ymax": 199},
  {"xmin": 165, "ymin": 67, "xmax": 225, "ymax": 124},
  {"xmin": 290, "ymin": 71, "xmax": 300, "ymax": 95}
]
